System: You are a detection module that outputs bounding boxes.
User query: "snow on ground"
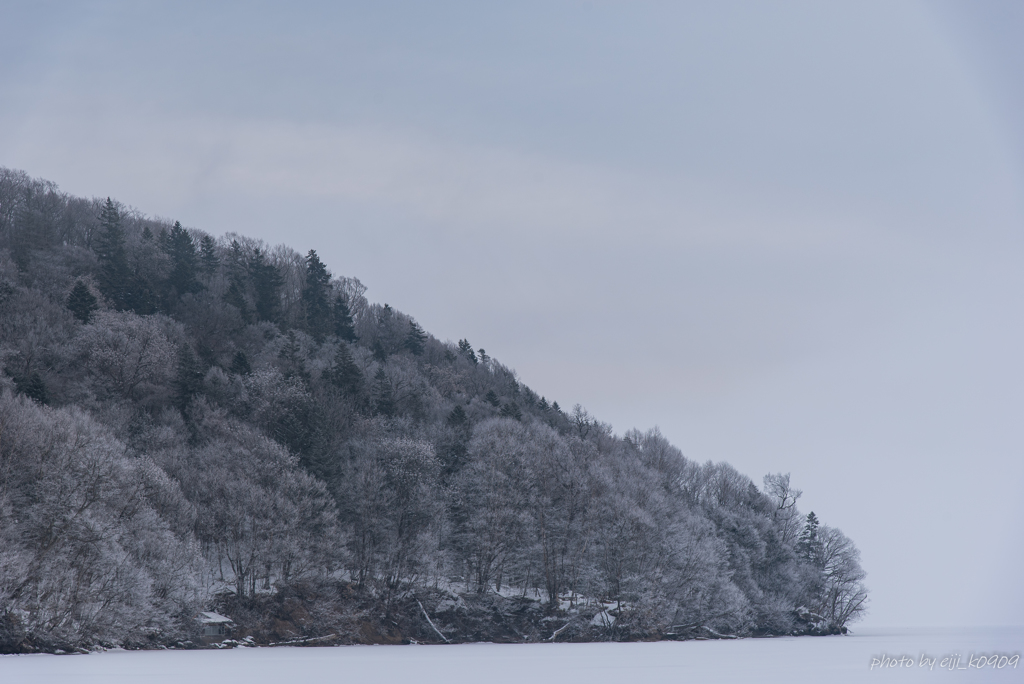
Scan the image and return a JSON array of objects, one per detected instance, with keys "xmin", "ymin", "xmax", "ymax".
[{"xmin": 2, "ymin": 627, "xmax": 1020, "ymax": 684}]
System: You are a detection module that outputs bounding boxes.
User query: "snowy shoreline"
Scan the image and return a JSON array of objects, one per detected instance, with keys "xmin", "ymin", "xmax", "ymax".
[{"xmin": 2, "ymin": 627, "xmax": 1021, "ymax": 684}]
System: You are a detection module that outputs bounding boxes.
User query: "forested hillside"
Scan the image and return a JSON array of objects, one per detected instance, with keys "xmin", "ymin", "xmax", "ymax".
[{"xmin": 0, "ymin": 167, "xmax": 867, "ymax": 651}]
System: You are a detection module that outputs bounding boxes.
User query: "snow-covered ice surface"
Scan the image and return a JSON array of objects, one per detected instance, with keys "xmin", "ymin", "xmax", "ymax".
[{"xmin": 2, "ymin": 627, "xmax": 1021, "ymax": 684}]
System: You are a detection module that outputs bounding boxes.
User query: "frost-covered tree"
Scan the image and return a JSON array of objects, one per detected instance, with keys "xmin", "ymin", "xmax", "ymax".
[
  {"xmin": 451, "ymin": 419, "xmax": 536, "ymax": 593},
  {"xmin": 816, "ymin": 525, "xmax": 868, "ymax": 627},
  {"xmin": 74, "ymin": 311, "xmax": 179, "ymax": 404},
  {"xmin": 763, "ymin": 472, "xmax": 803, "ymax": 545},
  {"xmin": 0, "ymin": 392, "xmax": 203, "ymax": 649},
  {"xmin": 340, "ymin": 431, "xmax": 440, "ymax": 610}
]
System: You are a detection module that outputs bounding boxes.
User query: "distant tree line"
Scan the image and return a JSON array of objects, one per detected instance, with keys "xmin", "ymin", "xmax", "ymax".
[{"xmin": 0, "ymin": 167, "xmax": 867, "ymax": 650}]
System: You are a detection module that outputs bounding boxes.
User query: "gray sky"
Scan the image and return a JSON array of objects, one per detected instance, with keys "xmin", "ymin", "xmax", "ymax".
[{"xmin": 2, "ymin": 1, "xmax": 1022, "ymax": 628}]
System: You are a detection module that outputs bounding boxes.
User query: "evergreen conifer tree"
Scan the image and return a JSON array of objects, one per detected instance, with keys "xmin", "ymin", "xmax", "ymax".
[
  {"xmin": 66, "ymin": 280, "xmax": 98, "ymax": 323},
  {"xmin": 446, "ymin": 404, "xmax": 469, "ymax": 431},
  {"xmin": 328, "ymin": 342, "xmax": 364, "ymax": 399},
  {"xmin": 798, "ymin": 511, "xmax": 823, "ymax": 566},
  {"xmin": 278, "ymin": 331, "xmax": 309, "ymax": 381},
  {"xmin": 229, "ymin": 350, "xmax": 252, "ymax": 375},
  {"xmin": 458, "ymin": 339, "xmax": 477, "ymax": 364},
  {"xmin": 404, "ymin": 321, "xmax": 426, "ymax": 355},
  {"xmin": 10, "ymin": 371, "xmax": 48, "ymax": 405},
  {"xmin": 174, "ymin": 345, "xmax": 203, "ymax": 412},
  {"xmin": 250, "ymin": 248, "xmax": 282, "ymax": 323},
  {"xmin": 302, "ymin": 250, "xmax": 333, "ymax": 340},
  {"xmin": 199, "ymin": 235, "xmax": 220, "ymax": 276},
  {"xmin": 332, "ymin": 295, "xmax": 357, "ymax": 342},
  {"xmin": 485, "ymin": 389, "xmax": 501, "ymax": 407},
  {"xmin": 166, "ymin": 221, "xmax": 201, "ymax": 299},
  {"xmin": 94, "ymin": 198, "xmax": 131, "ymax": 310},
  {"xmin": 499, "ymin": 402, "xmax": 522, "ymax": 420},
  {"xmin": 373, "ymin": 367, "xmax": 395, "ymax": 417},
  {"xmin": 223, "ymin": 240, "xmax": 251, "ymax": 322},
  {"xmin": 442, "ymin": 404, "xmax": 471, "ymax": 477}
]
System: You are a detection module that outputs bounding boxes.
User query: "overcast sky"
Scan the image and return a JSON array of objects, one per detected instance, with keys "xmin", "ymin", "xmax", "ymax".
[{"xmin": 2, "ymin": 0, "xmax": 1022, "ymax": 629}]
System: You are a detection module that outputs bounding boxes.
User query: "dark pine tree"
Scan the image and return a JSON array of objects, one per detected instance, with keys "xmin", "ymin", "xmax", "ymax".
[
  {"xmin": 327, "ymin": 342, "xmax": 364, "ymax": 400},
  {"xmin": 94, "ymin": 198, "xmax": 131, "ymax": 310},
  {"xmin": 165, "ymin": 221, "xmax": 201, "ymax": 301},
  {"xmin": 128, "ymin": 272, "xmax": 160, "ymax": 316},
  {"xmin": 250, "ymin": 248, "xmax": 283, "ymax": 324},
  {"xmin": 223, "ymin": 240, "xmax": 251, "ymax": 323},
  {"xmin": 372, "ymin": 367, "xmax": 395, "ymax": 417},
  {"xmin": 66, "ymin": 280, "xmax": 98, "ymax": 323},
  {"xmin": 457, "ymin": 339, "xmax": 477, "ymax": 364},
  {"xmin": 499, "ymin": 402, "xmax": 522, "ymax": 420},
  {"xmin": 404, "ymin": 321, "xmax": 426, "ymax": 356},
  {"xmin": 332, "ymin": 295, "xmax": 357, "ymax": 342},
  {"xmin": 174, "ymin": 345, "xmax": 204, "ymax": 413},
  {"xmin": 9, "ymin": 371, "xmax": 48, "ymax": 405},
  {"xmin": 446, "ymin": 404, "xmax": 469, "ymax": 432},
  {"xmin": 229, "ymin": 350, "xmax": 252, "ymax": 376},
  {"xmin": 371, "ymin": 340, "xmax": 388, "ymax": 364},
  {"xmin": 278, "ymin": 331, "xmax": 309, "ymax": 381},
  {"xmin": 797, "ymin": 511, "xmax": 823, "ymax": 567},
  {"xmin": 302, "ymin": 250, "xmax": 333, "ymax": 341},
  {"xmin": 484, "ymin": 389, "xmax": 500, "ymax": 407},
  {"xmin": 442, "ymin": 404, "xmax": 471, "ymax": 479},
  {"xmin": 199, "ymin": 235, "xmax": 220, "ymax": 277}
]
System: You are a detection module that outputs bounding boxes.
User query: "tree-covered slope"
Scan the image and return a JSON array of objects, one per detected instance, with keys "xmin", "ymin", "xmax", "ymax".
[{"xmin": 0, "ymin": 167, "xmax": 867, "ymax": 651}]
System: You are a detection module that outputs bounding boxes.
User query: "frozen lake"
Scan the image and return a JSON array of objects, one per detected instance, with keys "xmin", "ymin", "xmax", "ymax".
[{"xmin": 2, "ymin": 627, "xmax": 1020, "ymax": 684}]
